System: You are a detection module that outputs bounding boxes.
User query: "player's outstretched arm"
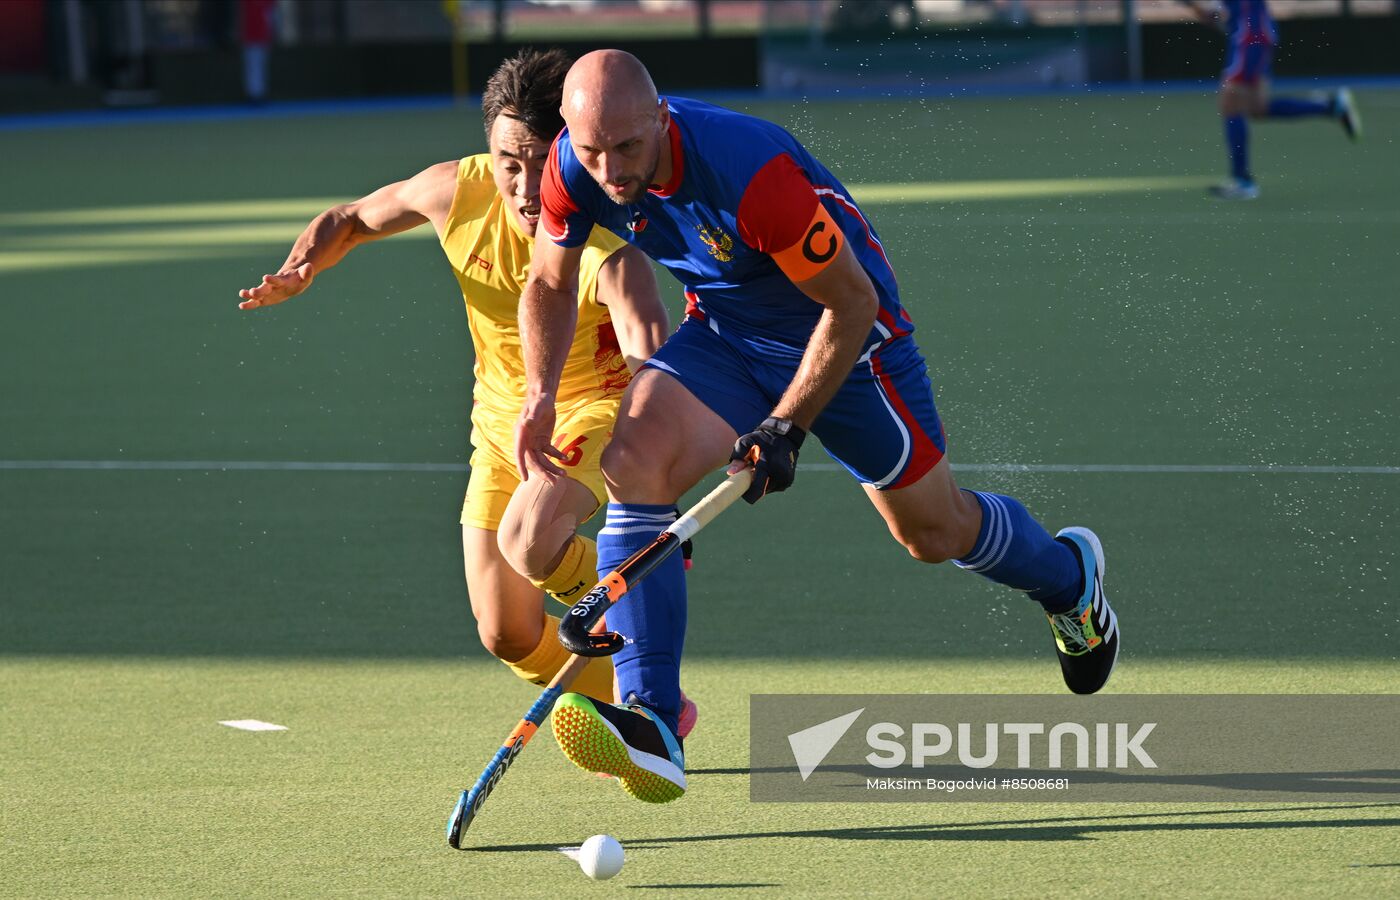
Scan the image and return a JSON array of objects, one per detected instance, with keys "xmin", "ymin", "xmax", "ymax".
[
  {"xmin": 515, "ymin": 235, "xmax": 587, "ymax": 481},
  {"xmin": 1178, "ymin": 0, "xmax": 1224, "ymax": 30},
  {"xmin": 725, "ymin": 241, "xmax": 878, "ymax": 502},
  {"xmin": 770, "ymin": 242, "xmax": 878, "ymax": 429},
  {"xmin": 596, "ymin": 245, "xmax": 669, "ymax": 372},
  {"xmin": 236, "ymin": 160, "xmax": 457, "ymax": 310}
]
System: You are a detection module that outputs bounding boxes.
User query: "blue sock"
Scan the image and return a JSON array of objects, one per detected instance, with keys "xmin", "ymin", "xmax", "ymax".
[
  {"xmin": 596, "ymin": 502, "xmax": 685, "ymax": 734},
  {"xmin": 1267, "ymin": 96, "xmax": 1332, "ymax": 119},
  {"xmin": 955, "ymin": 491, "xmax": 1083, "ymax": 614},
  {"xmin": 1224, "ymin": 115, "xmax": 1251, "ymax": 182}
]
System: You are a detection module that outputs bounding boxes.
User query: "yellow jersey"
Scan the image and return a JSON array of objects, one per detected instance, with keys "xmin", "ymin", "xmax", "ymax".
[{"xmin": 439, "ymin": 154, "xmax": 631, "ymax": 420}]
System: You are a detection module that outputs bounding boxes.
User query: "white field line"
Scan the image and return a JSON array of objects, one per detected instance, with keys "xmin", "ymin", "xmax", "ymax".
[
  {"xmin": 218, "ymin": 719, "xmax": 287, "ymax": 731},
  {"xmin": 908, "ymin": 211, "xmax": 1400, "ymax": 226},
  {"xmin": 0, "ymin": 460, "xmax": 466, "ymax": 472},
  {"xmin": 0, "ymin": 460, "xmax": 1396, "ymax": 475}
]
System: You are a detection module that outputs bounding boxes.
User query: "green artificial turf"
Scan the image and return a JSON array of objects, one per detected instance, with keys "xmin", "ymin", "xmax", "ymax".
[{"xmin": 2, "ymin": 88, "xmax": 1397, "ymax": 896}]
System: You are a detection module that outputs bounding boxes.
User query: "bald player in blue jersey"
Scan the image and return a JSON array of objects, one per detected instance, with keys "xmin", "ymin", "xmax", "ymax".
[
  {"xmin": 1185, "ymin": 0, "xmax": 1361, "ymax": 200},
  {"xmin": 514, "ymin": 50, "xmax": 1119, "ymax": 803}
]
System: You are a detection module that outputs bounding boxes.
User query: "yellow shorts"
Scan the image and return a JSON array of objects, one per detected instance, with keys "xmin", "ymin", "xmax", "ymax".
[{"xmin": 460, "ymin": 398, "xmax": 618, "ymax": 531}]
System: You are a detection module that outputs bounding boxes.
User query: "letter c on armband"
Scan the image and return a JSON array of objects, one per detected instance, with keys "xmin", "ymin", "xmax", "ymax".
[{"xmin": 771, "ymin": 202, "xmax": 845, "ymax": 283}]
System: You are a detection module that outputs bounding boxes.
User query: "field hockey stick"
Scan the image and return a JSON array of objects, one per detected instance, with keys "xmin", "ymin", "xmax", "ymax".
[
  {"xmin": 557, "ymin": 459, "xmax": 755, "ymax": 657},
  {"xmin": 446, "ymin": 465, "xmax": 754, "ymax": 849}
]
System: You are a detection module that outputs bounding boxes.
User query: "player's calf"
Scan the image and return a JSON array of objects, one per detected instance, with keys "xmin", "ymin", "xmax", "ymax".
[
  {"xmin": 866, "ymin": 458, "xmax": 980, "ymax": 564},
  {"xmin": 484, "ymin": 612, "xmax": 617, "ymax": 702},
  {"xmin": 474, "ymin": 617, "xmax": 541, "ymax": 667},
  {"xmin": 953, "ymin": 491, "xmax": 1084, "ymax": 607}
]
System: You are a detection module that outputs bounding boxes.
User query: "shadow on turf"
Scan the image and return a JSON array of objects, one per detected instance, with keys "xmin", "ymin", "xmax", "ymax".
[
  {"xmin": 625, "ymin": 885, "xmax": 780, "ymax": 891},
  {"xmin": 470, "ymin": 803, "xmax": 1400, "ymax": 853},
  {"xmin": 689, "ymin": 765, "xmax": 1400, "ymax": 799}
]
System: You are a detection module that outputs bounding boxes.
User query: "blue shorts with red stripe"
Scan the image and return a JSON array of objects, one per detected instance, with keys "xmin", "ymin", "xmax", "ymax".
[
  {"xmin": 1223, "ymin": 41, "xmax": 1272, "ymax": 84},
  {"xmin": 644, "ymin": 316, "xmax": 946, "ymax": 490}
]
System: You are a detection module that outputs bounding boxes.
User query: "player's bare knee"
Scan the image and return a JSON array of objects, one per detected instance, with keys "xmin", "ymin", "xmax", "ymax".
[
  {"xmin": 601, "ymin": 435, "xmax": 673, "ymax": 501},
  {"xmin": 475, "ymin": 619, "xmax": 537, "ymax": 663},
  {"xmin": 497, "ymin": 476, "xmax": 586, "ymax": 581},
  {"xmin": 494, "ymin": 508, "xmax": 547, "ymax": 580},
  {"xmin": 599, "ymin": 432, "xmax": 640, "ymax": 479},
  {"xmin": 501, "ymin": 535, "xmax": 566, "ymax": 583},
  {"xmin": 891, "ymin": 508, "xmax": 978, "ymax": 564},
  {"xmin": 496, "ymin": 527, "xmax": 548, "ymax": 582},
  {"xmin": 495, "ymin": 515, "xmax": 529, "ymax": 575},
  {"xmin": 898, "ymin": 527, "xmax": 964, "ymax": 565}
]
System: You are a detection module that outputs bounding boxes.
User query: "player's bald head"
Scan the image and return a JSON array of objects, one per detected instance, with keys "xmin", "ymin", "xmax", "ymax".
[
  {"xmin": 561, "ymin": 50, "xmax": 659, "ymax": 130},
  {"xmin": 560, "ymin": 50, "xmax": 669, "ymax": 205}
]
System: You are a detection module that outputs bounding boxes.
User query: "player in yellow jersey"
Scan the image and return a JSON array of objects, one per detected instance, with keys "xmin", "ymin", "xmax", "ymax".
[{"xmin": 236, "ymin": 50, "xmax": 694, "ymax": 731}]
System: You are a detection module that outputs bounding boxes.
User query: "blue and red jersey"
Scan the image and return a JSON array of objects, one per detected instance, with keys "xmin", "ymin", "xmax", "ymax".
[
  {"xmin": 540, "ymin": 97, "xmax": 916, "ymax": 360},
  {"xmin": 1223, "ymin": 0, "xmax": 1277, "ymax": 48},
  {"xmin": 1220, "ymin": 0, "xmax": 1276, "ymax": 84}
]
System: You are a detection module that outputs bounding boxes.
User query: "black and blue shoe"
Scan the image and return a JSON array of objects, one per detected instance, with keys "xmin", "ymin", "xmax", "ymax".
[{"xmin": 1047, "ymin": 527, "xmax": 1120, "ymax": 695}]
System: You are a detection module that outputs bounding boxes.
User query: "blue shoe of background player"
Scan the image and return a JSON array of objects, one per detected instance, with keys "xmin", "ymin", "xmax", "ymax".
[
  {"xmin": 1335, "ymin": 88, "xmax": 1363, "ymax": 142},
  {"xmin": 1046, "ymin": 527, "xmax": 1120, "ymax": 695},
  {"xmin": 1209, "ymin": 178, "xmax": 1259, "ymax": 201}
]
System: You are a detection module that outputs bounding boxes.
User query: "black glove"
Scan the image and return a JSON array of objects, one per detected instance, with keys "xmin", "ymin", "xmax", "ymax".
[{"xmin": 730, "ymin": 416, "xmax": 806, "ymax": 504}]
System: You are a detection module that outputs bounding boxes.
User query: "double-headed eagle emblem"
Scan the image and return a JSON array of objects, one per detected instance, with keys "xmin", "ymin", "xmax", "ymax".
[{"xmin": 696, "ymin": 224, "xmax": 733, "ymax": 262}]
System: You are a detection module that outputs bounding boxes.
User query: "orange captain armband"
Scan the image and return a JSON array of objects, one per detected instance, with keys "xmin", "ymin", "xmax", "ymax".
[{"xmin": 770, "ymin": 201, "xmax": 845, "ymax": 283}]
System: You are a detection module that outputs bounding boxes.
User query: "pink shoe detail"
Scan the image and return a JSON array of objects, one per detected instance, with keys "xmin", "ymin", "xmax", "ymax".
[{"xmin": 677, "ymin": 690, "xmax": 698, "ymax": 739}]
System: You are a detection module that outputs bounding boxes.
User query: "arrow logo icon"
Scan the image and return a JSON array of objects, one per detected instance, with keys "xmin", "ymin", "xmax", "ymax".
[{"xmin": 787, "ymin": 708, "xmax": 864, "ymax": 781}]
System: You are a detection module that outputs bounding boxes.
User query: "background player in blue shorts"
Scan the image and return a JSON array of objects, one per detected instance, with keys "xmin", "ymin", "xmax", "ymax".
[
  {"xmin": 1185, "ymin": 0, "xmax": 1361, "ymax": 199},
  {"xmin": 515, "ymin": 50, "xmax": 1120, "ymax": 803}
]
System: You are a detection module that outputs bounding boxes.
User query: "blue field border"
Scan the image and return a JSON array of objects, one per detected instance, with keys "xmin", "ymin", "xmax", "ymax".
[{"xmin": 3, "ymin": 74, "xmax": 1398, "ymax": 132}]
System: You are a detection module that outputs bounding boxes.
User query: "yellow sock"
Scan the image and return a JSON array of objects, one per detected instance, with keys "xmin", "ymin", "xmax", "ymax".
[
  {"xmin": 532, "ymin": 535, "xmax": 598, "ymax": 606},
  {"xmin": 503, "ymin": 613, "xmax": 615, "ymax": 701}
]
